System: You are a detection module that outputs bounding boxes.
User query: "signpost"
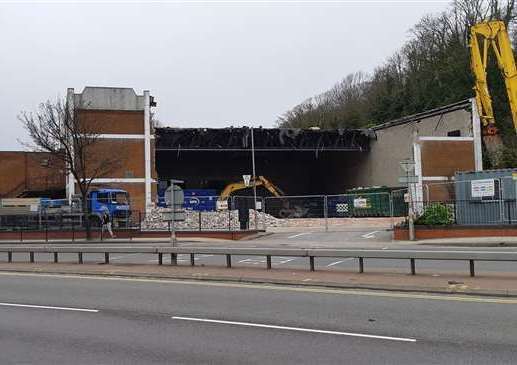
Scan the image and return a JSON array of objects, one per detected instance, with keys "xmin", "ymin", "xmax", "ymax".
[
  {"xmin": 243, "ymin": 174, "xmax": 251, "ymax": 187},
  {"xmin": 163, "ymin": 179, "xmax": 185, "ymax": 246},
  {"xmin": 400, "ymin": 159, "xmax": 416, "ymax": 241}
]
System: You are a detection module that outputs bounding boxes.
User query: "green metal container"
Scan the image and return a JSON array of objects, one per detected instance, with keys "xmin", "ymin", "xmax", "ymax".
[{"xmin": 345, "ymin": 186, "xmax": 408, "ymax": 217}]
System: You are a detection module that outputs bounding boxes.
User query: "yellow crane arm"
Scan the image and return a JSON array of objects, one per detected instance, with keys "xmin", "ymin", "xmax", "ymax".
[{"xmin": 470, "ymin": 21, "xmax": 517, "ymax": 134}]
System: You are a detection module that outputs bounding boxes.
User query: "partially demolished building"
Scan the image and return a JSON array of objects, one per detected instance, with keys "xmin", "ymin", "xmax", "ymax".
[{"xmin": 0, "ymin": 87, "xmax": 482, "ymax": 210}]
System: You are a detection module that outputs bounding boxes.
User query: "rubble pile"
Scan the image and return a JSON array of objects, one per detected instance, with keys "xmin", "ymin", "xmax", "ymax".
[
  {"xmin": 140, "ymin": 207, "xmax": 395, "ymax": 231},
  {"xmin": 141, "ymin": 207, "xmax": 287, "ymax": 231}
]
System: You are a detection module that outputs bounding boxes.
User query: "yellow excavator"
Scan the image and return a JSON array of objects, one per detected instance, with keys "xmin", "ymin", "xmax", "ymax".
[
  {"xmin": 219, "ymin": 176, "xmax": 284, "ymax": 201},
  {"xmin": 469, "ymin": 20, "xmax": 517, "ymax": 159},
  {"xmin": 218, "ymin": 176, "xmax": 309, "ymax": 217}
]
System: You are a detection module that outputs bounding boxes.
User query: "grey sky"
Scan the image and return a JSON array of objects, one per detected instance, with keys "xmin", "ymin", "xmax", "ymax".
[{"xmin": 0, "ymin": 1, "xmax": 448, "ymax": 150}]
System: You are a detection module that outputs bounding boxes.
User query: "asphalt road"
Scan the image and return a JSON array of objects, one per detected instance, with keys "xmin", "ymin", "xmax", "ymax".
[{"xmin": 0, "ymin": 273, "xmax": 517, "ymax": 364}]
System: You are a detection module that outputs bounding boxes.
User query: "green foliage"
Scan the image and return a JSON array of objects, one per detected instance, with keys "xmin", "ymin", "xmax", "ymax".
[
  {"xmin": 277, "ymin": 0, "xmax": 517, "ymax": 168},
  {"xmin": 415, "ymin": 204, "xmax": 454, "ymax": 226}
]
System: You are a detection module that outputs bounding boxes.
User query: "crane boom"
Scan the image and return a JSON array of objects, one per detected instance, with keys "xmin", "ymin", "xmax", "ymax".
[{"xmin": 470, "ymin": 20, "xmax": 517, "ymax": 134}]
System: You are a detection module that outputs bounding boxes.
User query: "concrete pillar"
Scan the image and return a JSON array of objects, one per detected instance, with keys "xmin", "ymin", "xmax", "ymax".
[
  {"xmin": 471, "ymin": 98, "xmax": 483, "ymax": 171},
  {"xmin": 143, "ymin": 90, "xmax": 152, "ymax": 214}
]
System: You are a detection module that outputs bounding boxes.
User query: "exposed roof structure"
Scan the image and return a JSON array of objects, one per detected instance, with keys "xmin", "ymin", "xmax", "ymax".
[
  {"xmin": 372, "ymin": 99, "xmax": 472, "ymax": 131},
  {"xmin": 155, "ymin": 127, "xmax": 372, "ymax": 152}
]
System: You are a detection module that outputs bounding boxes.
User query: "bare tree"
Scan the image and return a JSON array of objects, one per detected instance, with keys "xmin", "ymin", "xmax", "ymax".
[{"xmin": 19, "ymin": 99, "xmax": 122, "ymax": 239}]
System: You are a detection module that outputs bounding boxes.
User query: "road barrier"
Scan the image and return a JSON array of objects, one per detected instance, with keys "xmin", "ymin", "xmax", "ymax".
[{"xmin": 0, "ymin": 246, "xmax": 515, "ymax": 277}]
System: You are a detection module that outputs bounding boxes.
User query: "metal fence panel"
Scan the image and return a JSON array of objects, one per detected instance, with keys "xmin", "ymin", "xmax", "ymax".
[{"xmin": 264, "ymin": 195, "xmax": 325, "ymax": 219}]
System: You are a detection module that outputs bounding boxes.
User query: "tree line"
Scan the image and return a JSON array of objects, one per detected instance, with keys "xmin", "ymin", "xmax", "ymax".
[{"xmin": 277, "ymin": 0, "xmax": 517, "ymax": 167}]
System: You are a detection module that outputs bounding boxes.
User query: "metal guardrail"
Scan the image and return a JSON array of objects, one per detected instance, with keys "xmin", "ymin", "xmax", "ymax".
[{"xmin": 0, "ymin": 246, "xmax": 515, "ymax": 277}]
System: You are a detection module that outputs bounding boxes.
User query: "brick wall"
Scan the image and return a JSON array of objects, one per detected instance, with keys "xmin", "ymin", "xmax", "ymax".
[
  {"xmin": 0, "ymin": 152, "xmax": 65, "ymax": 197},
  {"xmin": 76, "ymin": 106, "xmax": 156, "ymax": 212},
  {"xmin": 78, "ymin": 110, "xmax": 145, "ymax": 134}
]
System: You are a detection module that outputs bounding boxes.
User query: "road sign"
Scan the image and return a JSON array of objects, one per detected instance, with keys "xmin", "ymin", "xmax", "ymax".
[
  {"xmin": 398, "ymin": 176, "xmax": 419, "ymax": 184},
  {"xmin": 164, "ymin": 185, "xmax": 184, "ymax": 207},
  {"xmin": 512, "ymin": 172, "xmax": 517, "ymax": 180},
  {"xmin": 217, "ymin": 200, "xmax": 228, "ymax": 210},
  {"xmin": 243, "ymin": 174, "xmax": 252, "ymax": 187},
  {"xmin": 162, "ymin": 209, "xmax": 186, "ymax": 222},
  {"xmin": 164, "ymin": 181, "xmax": 185, "ymax": 223}
]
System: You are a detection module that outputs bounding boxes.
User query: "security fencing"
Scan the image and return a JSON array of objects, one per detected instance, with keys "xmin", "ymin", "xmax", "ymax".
[
  {"xmin": 4, "ymin": 178, "xmax": 514, "ymax": 236},
  {"xmin": 263, "ymin": 192, "xmax": 408, "ymax": 219},
  {"xmin": 417, "ymin": 176, "xmax": 517, "ymax": 225}
]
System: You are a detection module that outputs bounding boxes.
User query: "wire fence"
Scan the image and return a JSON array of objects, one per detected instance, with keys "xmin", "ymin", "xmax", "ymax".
[
  {"xmin": 2, "ymin": 177, "xmax": 515, "ymax": 238},
  {"xmin": 416, "ymin": 176, "xmax": 517, "ymax": 225}
]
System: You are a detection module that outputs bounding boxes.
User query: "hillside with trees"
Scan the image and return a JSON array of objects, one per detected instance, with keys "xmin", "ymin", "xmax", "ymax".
[{"xmin": 277, "ymin": 0, "xmax": 517, "ymax": 167}]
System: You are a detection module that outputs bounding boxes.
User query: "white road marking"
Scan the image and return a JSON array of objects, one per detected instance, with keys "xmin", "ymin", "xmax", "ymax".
[
  {"xmin": 361, "ymin": 231, "xmax": 379, "ymax": 239},
  {"xmin": 276, "ymin": 258, "xmax": 295, "ymax": 265},
  {"xmin": 288, "ymin": 232, "xmax": 312, "ymax": 239},
  {"xmin": 0, "ymin": 302, "xmax": 98, "ymax": 313},
  {"xmin": 326, "ymin": 258, "xmax": 354, "ymax": 267},
  {"xmin": 172, "ymin": 316, "xmax": 416, "ymax": 343},
  {"xmin": 110, "ymin": 253, "xmax": 140, "ymax": 261}
]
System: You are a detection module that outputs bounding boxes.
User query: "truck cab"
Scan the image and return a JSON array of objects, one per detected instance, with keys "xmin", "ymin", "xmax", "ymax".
[{"xmin": 88, "ymin": 189, "xmax": 131, "ymax": 225}]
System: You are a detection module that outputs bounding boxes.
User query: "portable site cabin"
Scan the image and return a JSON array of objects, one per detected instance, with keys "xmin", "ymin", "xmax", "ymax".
[{"xmin": 455, "ymin": 169, "xmax": 517, "ymax": 225}]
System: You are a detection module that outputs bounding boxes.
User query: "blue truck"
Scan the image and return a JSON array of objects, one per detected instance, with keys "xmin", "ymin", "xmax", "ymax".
[
  {"xmin": 0, "ymin": 188, "xmax": 132, "ymax": 229},
  {"xmin": 84, "ymin": 188, "xmax": 131, "ymax": 225}
]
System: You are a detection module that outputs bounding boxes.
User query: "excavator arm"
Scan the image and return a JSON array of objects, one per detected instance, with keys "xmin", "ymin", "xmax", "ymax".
[
  {"xmin": 218, "ymin": 176, "xmax": 284, "ymax": 201},
  {"xmin": 470, "ymin": 21, "xmax": 517, "ymax": 134}
]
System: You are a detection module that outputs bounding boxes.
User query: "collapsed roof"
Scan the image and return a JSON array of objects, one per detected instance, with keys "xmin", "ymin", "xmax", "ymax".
[{"xmin": 155, "ymin": 127, "xmax": 372, "ymax": 152}]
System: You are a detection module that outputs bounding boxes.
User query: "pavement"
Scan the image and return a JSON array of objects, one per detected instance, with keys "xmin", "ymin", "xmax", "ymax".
[
  {"xmin": 1, "ymin": 272, "xmax": 517, "ymax": 364},
  {"xmin": 2, "ymin": 258, "xmax": 517, "ymax": 297},
  {"xmin": 2, "ymin": 229, "xmax": 517, "ymax": 297}
]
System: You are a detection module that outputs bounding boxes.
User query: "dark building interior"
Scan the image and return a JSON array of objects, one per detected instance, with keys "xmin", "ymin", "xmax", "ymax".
[{"xmin": 155, "ymin": 127, "xmax": 371, "ymax": 196}]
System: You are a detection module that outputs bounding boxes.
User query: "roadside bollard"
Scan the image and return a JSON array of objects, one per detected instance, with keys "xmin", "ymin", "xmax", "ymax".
[{"xmin": 309, "ymin": 256, "xmax": 315, "ymax": 272}]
